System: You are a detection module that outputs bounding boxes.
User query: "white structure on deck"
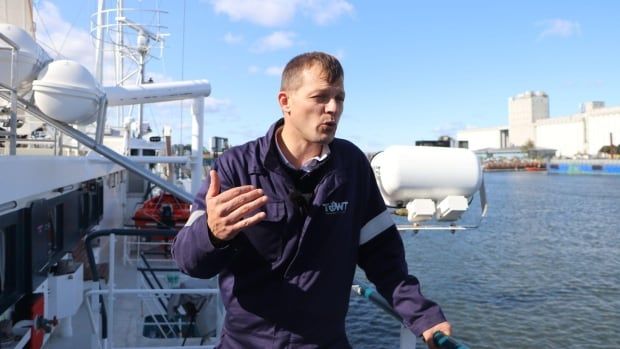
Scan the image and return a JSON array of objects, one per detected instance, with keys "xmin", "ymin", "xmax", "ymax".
[
  {"xmin": 456, "ymin": 126, "xmax": 508, "ymax": 151},
  {"xmin": 457, "ymin": 91, "xmax": 620, "ymax": 157}
]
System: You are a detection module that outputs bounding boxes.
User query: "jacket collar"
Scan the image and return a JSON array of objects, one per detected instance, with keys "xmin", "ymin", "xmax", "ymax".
[
  {"xmin": 255, "ymin": 118, "xmax": 285, "ymax": 175},
  {"xmin": 274, "ymin": 127, "xmax": 331, "ymax": 173},
  {"xmin": 254, "ymin": 119, "xmax": 348, "ymax": 181}
]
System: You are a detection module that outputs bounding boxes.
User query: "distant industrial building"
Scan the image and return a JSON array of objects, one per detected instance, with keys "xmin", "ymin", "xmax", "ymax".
[
  {"xmin": 456, "ymin": 91, "xmax": 620, "ymax": 157},
  {"xmin": 415, "ymin": 135, "xmax": 454, "ymax": 148}
]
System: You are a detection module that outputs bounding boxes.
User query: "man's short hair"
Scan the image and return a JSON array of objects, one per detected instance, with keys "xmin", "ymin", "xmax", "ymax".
[{"xmin": 280, "ymin": 52, "xmax": 344, "ymax": 91}]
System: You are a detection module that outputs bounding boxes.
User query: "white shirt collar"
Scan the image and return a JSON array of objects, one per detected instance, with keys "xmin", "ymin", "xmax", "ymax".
[{"xmin": 275, "ymin": 127, "xmax": 331, "ymax": 173}]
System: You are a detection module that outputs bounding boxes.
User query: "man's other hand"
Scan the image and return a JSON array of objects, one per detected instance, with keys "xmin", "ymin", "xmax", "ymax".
[{"xmin": 422, "ymin": 321, "xmax": 452, "ymax": 349}]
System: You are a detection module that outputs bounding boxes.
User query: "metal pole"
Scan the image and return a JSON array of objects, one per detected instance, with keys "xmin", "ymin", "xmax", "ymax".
[
  {"xmin": 137, "ymin": 52, "xmax": 145, "ymax": 139},
  {"xmin": 94, "ymin": 0, "xmax": 106, "ymax": 82},
  {"xmin": 9, "ymin": 46, "xmax": 17, "ymax": 155},
  {"xmin": 191, "ymin": 98, "xmax": 204, "ymax": 195},
  {"xmin": 107, "ymin": 233, "xmax": 116, "ymax": 349},
  {"xmin": 0, "ymin": 33, "xmax": 21, "ymax": 155},
  {"xmin": 115, "ymin": 0, "xmax": 124, "ymax": 127},
  {"xmin": 95, "ymin": 97, "xmax": 108, "ymax": 144}
]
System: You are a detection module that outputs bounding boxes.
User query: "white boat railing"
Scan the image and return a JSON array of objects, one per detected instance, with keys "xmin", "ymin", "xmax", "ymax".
[
  {"xmin": 84, "ymin": 229, "xmax": 222, "ymax": 349},
  {"xmin": 122, "ymin": 238, "xmax": 176, "ymax": 265}
]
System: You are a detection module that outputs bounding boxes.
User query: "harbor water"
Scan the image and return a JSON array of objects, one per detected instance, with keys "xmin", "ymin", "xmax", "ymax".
[{"xmin": 346, "ymin": 172, "xmax": 620, "ymax": 348}]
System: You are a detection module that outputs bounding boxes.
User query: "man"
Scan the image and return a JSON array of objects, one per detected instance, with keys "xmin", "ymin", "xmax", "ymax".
[{"xmin": 172, "ymin": 51, "xmax": 451, "ymax": 348}]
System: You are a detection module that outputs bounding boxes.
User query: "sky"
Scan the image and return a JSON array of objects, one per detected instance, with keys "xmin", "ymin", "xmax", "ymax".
[{"xmin": 31, "ymin": 0, "xmax": 620, "ymax": 152}]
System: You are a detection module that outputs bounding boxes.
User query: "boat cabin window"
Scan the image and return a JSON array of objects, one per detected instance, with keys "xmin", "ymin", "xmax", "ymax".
[
  {"xmin": 0, "ymin": 226, "xmax": 14, "ymax": 297},
  {"xmin": 0, "ymin": 229, "xmax": 4, "ymax": 293},
  {"xmin": 129, "ymin": 148, "xmax": 157, "ymax": 156},
  {"xmin": 0, "ymin": 221, "xmax": 26, "ymax": 315},
  {"xmin": 128, "ymin": 173, "xmax": 146, "ymax": 194}
]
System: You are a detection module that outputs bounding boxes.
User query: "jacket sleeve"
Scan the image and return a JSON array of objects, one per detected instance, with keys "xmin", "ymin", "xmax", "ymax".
[
  {"xmin": 171, "ymin": 163, "xmax": 237, "ymax": 279},
  {"xmin": 356, "ymin": 158, "xmax": 447, "ymax": 336}
]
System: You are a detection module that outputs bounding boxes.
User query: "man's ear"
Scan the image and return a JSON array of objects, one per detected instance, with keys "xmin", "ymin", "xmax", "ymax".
[{"xmin": 278, "ymin": 91, "xmax": 291, "ymax": 114}]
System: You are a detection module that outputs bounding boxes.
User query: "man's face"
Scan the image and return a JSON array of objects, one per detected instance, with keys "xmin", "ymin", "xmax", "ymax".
[{"xmin": 281, "ymin": 65, "xmax": 345, "ymax": 145}]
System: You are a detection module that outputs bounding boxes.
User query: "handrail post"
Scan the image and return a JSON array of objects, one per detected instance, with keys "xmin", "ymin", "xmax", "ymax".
[{"xmin": 107, "ymin": 233, "xmax": 116, "ymax": 348}]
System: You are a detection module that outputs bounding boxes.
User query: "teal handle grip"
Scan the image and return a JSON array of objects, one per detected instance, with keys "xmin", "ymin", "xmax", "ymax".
[{"xmin": 433, "ymin": 331, "xmax": 470, "ymax": 349}]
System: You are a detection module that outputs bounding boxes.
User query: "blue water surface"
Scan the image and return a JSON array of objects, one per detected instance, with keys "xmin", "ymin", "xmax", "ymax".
[{"xmin": 346, "ymin": 172, "xmax": 620, "ymax": 349}]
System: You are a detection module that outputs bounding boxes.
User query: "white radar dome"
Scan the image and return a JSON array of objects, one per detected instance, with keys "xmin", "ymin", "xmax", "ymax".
[
  {"xmin": 32, "ymin": 60, "xmax": 104, "ymax": 125},
  {"xmin": 0, "ymin": 24, "xmax": 51, "ymax": 93},
  {"xmin": 371, "ymin": 146, "xmax": 482, "ymax": 206}
]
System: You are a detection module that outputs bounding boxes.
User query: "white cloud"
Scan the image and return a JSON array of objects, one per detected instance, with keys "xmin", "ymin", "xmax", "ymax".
[
  {"xmin": 204, "ymin": 97, "xmax": 233, "ymax": 113},
  {"xmin": 432, "ymin": 121, "xmax": 466, "ymax": 137},
  {"xmin": 34, "ymin": 1, "xmax": 95, "ymax": 68},
  {"xmin": 211, "ymin": 0, "xmax": 297, "ymax": 27},
  {"xmin": 223, "ymin": 32, "xmax": 244, "ymax": 44},
  {"xmin": 251, "ymin": 31, "xmax": 296, "ymax": 52},
  {"xmin": 208, "ymin": 0, "xmax": 353, "ymax": 27},
  {"xmin": 537, "ymin": 19, "xmax": 581, "ymax": 40},
  {"xmin": 265, "ymin": 66, "xmax": 283, "ymax": 76},
  {"xmin": 246, "ymin": 65, "xmax": 283, "ymax": 76},
  {"xmin": 33, "ymin": 1, "xmax": 128, "ymax": 85},
  {"xmin": 248, "ymin": 65, "xmax": 260, "ymax": 74},
  {"xmin": 305, "ymin": 0, "xmax": 354, "ymax": 25}
]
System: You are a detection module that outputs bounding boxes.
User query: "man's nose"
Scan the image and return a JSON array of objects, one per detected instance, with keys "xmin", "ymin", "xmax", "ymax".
[{"xmin": 325, "ymin": 98, "xmax": 338, "ymax": 113}]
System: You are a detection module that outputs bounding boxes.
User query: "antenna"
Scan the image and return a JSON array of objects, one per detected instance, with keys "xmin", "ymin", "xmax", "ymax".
[{"xmin": 90, "ymin": 0, "xmax": 169, "ymax": 130}]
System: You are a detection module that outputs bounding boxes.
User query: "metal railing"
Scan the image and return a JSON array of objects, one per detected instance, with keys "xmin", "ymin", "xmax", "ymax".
[
  {"xmin": 84, "ymin": 228, "xmax": 220, "ymax": 349},
  {"xmin": 351, "ymin": 283, "xmax": 470, "ymax": 349}
]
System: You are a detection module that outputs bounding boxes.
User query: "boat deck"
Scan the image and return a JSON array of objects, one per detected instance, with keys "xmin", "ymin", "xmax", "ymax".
[{"xmin": 44, "ymin": 234, "xmax": 220, "ymax": 349}]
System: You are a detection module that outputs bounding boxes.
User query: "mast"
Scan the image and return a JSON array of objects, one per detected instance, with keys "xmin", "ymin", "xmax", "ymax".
[
  {"xmin": 94, "ymin": 0, "xmax": 105, "ymax": 82},
  {"xmin": 115, "ymin": 0, "xmax": 124, "ymax": 128}
]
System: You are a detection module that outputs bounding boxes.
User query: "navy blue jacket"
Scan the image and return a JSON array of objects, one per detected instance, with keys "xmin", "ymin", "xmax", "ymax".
[{"xmin": 172, "ymin": 119, "xmax": 446, "ymax": 348}]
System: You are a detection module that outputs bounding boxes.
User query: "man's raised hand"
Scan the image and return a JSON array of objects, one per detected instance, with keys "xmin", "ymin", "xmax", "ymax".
[{"xmin": 205, "ymin": 170, "xmax": 268, "ymax": 242}]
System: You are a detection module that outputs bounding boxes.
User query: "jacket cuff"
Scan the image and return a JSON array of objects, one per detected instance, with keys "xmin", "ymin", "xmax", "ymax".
[
  {"xmin": 208, "ymin": 227, "xmax": 231, "ymax": 249},
  {"xmin": 193, "ymin": 213, "xmax": 231, "ymax": 252},
  {"xmin": 408, "ymin": 311, "xmax": 447, "ymax": 337}
]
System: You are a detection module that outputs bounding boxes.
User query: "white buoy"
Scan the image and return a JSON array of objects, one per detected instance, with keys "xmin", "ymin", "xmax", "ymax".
[
  {"xmin": 0, "ymin": 24, "xmax": 51, "ymax": 93},
  {"xmin": 32, "ymin": 60, "xmax": 104, "ymax": 125}
]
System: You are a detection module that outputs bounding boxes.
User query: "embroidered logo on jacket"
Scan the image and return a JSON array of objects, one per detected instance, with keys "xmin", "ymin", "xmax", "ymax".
[{"xmin": 322, "ymin": 201, "xmax": 349, "ymax": 214}]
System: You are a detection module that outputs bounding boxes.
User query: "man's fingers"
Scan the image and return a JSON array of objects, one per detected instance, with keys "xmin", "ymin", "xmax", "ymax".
[
  {"xmin": 215, "ymin": 185, "xmax": 258, "ymax": 202},
  {"xmin": 206, "ymin": 170, "xmax": 221, "ymax": 199},
  {"xmin": 219, "ymin": 189, "xmax": 267, "ymax": 216},
  {"xmin": 229, "ymin": 211, "xmax": 267, "ymax": 232},
  {"xmin": 209, "ymin": 197, "xmax": 267, "ymax": 241},
  {"xmin": 225, "ymin": 193, "xmax": 269, "ymax": 222}
]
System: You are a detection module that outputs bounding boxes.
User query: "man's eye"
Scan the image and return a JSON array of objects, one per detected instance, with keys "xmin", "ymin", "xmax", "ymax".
[{"xmin": 313, "ymin": 95, "xmax": 329, "ymax": 102}]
